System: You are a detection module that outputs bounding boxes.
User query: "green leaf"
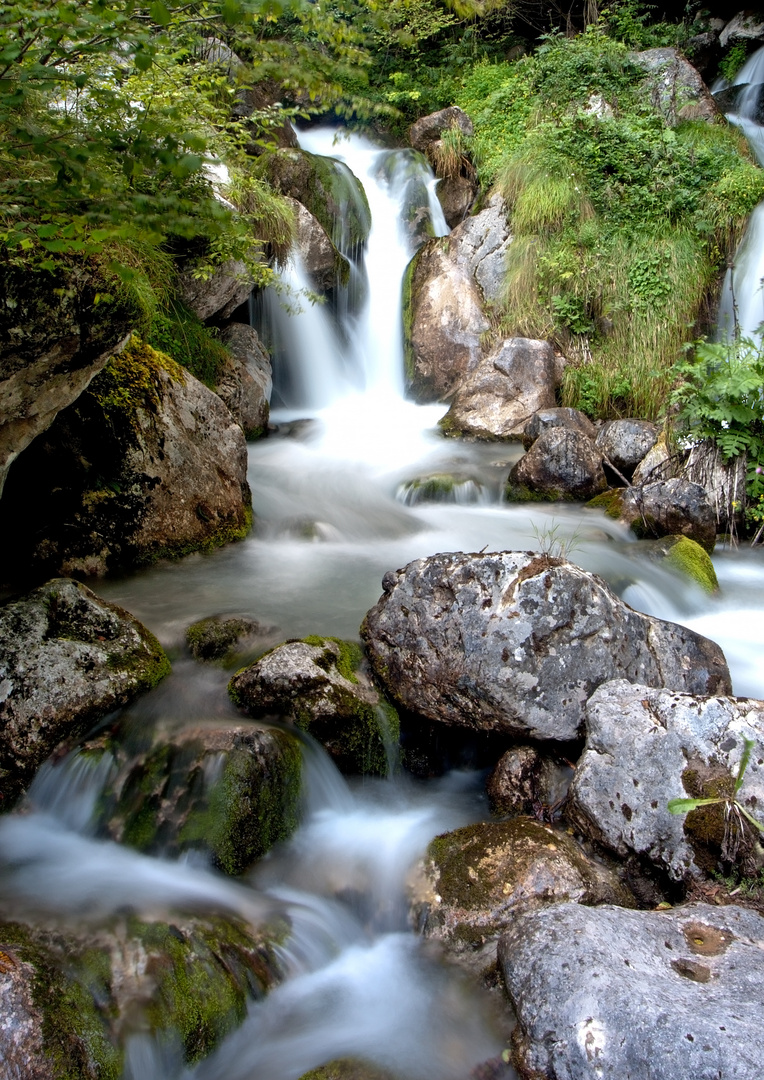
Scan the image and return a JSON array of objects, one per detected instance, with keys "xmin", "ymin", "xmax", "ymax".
[
  {"xmin": 736, "ymin": 802, "xmax": 764, "ymax": 833},
  {"xmin": 735, "ymin": 737, "xmax": 755, "ymax": 794},
  {"xmin": 667, "ymin": 797, "xmax": 722, "ymax": 815},
  {"xmin": 134, "ymin": 50, "xmax": 153, "ymax": 72},
  {"xmin": 149, "ymin": 1, "xmax": 171, "ymax": 26}
]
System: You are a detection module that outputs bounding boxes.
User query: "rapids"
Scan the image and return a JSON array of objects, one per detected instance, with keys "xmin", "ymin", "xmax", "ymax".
[{"xmin": 2, "ymin": 126, "xmax": 764, "ymax": 1079}]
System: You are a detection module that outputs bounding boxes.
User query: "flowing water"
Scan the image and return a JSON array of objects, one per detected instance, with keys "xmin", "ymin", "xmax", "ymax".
[{"xmin": 2, "ymin": 127, "xmax": 764, "ymax": 1077}]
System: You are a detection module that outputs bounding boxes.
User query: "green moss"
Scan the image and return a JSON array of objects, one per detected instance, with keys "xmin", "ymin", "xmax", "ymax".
[
  {"xmin": 586, "ymin": 489, "xmax": 625, "ymax": 518},
  {"xmin": 90, "ymin": 337, "xmax": 184, "ymax": 433},
  {"xmin": 505, "ymin": 481, "xmax": 559, "ymax": 503},
  {"xmin": 401, "ymin": 253, "xmax": 418, "ymax": 387},
  {"xmin": 298, "ymin": 1060, "xmax": 397, "ymax": 1080},
  {"xmin": 663, "ymin": 535, "xmax": 719, "ymax": 593},
  {"xmin": 302, "ymin": 636, "xmax": 363, "ymax": 684},
  {"xmin": 135, "ymin": 503, "xmax": 253, "ymax": 567},
  {"xmin": 148, "ymin": 302, "xmax": 232, "ymax": 389}
]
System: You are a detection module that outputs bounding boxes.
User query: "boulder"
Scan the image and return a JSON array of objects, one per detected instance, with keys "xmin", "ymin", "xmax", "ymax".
[
  {"xmin": 633, "ymin": 48, "xmax": 720, "ymax": 125},
  {"xmin": 636, "ymin": 535, "xmax": 719, "ymax": 593},
  {"xmin": 499, "ymin": 901, "xmax": 764, "ymax": 1080},
  {"xmin": 448, "ymin": 194, "xmax": 512, "ymax": 307},
  {"xmin": 720, "ymin": 11, "xmax": 764, "ymax": 48},
  {"xmin": 218, "ymin": 323, "xmax": 273, "ymax": 438},
  {"xmin": 178, "ymin": 258, "xmax": 254, "ymax": 322},
  {"xmin": 0, "ymin": 578, "xmax": 170, "ymax": 808},
  {"xmin": 595, "ymin": 419, "xmax": 659, "ymax": 475},
  {"xmin": 229, "ymin": 637, "xmax": 399, "ymax": 776},
  {"xmin": 402, "ymin": 238, "xmax": 488, "ymax": 402},
  {"xmin": 507, "ymin": 428, "xmax": 608, "ymax": 500},
  {"xmin": 631, "ymin": 430, "xmax": 674, "ymax": 485},
  {"xmin": 288, "ymin": 197, "xmax": 349, "ymax": 292},
  {"xmin": 409, "ymin": 107, "xmax": 473, "ymax": 155},
  {"xmin": 441, "ymin": 338, "xmax": 559, "ymax": 441},
  {"xmin": 0, "ymin": 912, "xmax": 285, "ymax": 1074},
  {"xmin": 396, "ymin": 473, "xmax": 486, "ymax": 506},
  {"xmin": 568, "ymin": 679, "xmax": 764, "ymax": 881},
  {"xmin": 523, "ymin": 406, "xmax": 596, "ymax": 449},
  {"xmin": 683, "ymin": 438, "xmax": 748, "ymax": 538},
  {"xmin": 436, "ymin": 173, "xmax": 478, "ymax": 229},
  {"xmin": 591, "ymin": 478, "xmax": 717, "ymax": 552},
  {"xmin": 186, "ymin": 614, "xmax": 279, "ymax": 663},
  {"xmin": 98, "ymin": 721, "xmax": 302, "ymax": 875},
  {"xmin": 486, "ymin": 746, "xmax": 573, "ymax": 818},
  {"xmin": 0, "ymin": 264, "xmax": 136, "ymax": 498},
  {"xmin": 0, "ymin": 340, "xmax": 252, "ymax": 578},
  {"xmin": 413, "ymin": 819, "xmax": 631, "ymax": 976},
  {"xmin": 360, "ymin": 552, "xmax": 731, "ymax": 743}
]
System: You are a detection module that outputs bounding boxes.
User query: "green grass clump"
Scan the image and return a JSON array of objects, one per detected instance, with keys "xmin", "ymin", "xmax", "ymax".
[{"xmin": 148, "ymin": 302, "xmax": 232, "ymax": 389}]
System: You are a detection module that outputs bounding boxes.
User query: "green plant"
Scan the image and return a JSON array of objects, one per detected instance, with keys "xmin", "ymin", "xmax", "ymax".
[
  {"xmin": 668, "ymin": 738, "xmax": 764, "ymax": 861},
  {"xmin": 529, "ymin": 518, "xmax": 582, "ymax": 560},
  {"xmin": 718, "ymin": 41, "xmax": 749, "ymax": 84}
]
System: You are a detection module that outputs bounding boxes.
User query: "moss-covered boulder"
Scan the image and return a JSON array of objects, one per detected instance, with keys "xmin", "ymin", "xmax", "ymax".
[
  {"xmin": 637, "ymin": 534, "xmax": 719, "ymax": 593},
  {"xmin": 396, "ymin": 473, "xmax": 485, "ymax": 506},
  {"xmin": 588, "ymin": 478, "xmax": 717, "ymax": 552},
  {"xmin": 0, "ymin": 912, "xmax": 286, "ymax": 1076},
  {"xmin": 299, "ymin": 1060, "xmax": 398, "ymax": 1080},
  {"xmin": 411, "ymin": 819, "xmax": 632, "ymax": 975},
  {"xmin": 0, "ymin": 578, "xmax": 170, "ymax": 809},
  {"xmin": 0, "ymin": 338, "xmax": 252, "ymax": 579},
  {"xmin": 229, "ymin": 638, "xmax": 399, "ymax": 777},
  {"xmin": 186, "ymin": 614, "xmax": 279, "ymax": 665},
  {"xmin": 97, "ymin": 722, "xmax": 302, "ymax": 876}
]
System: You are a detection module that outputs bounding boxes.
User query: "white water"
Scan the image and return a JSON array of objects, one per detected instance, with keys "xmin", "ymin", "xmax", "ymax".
[{"xmin": 2, "ymin": 127, "xmax": 764, "ymax": 1077}]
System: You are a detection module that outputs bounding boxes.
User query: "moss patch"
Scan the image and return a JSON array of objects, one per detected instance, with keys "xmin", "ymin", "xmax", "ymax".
[
  {"xmin": 664, "ymin": 535, "xmax": 719, "ymax": 593},
  {"xmin": 586, "ymin": 489, "xmax": 625, "ymax": 518},
  {"xmin": 90, "ymin": 337, "xmax": 184, "ymax": 433}
]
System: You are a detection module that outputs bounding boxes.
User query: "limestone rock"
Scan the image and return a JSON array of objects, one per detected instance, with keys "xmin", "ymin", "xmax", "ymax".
[
  {"xmin": 436, "ymin": 173, "xmax": 478, "ymax": 229},
  {"xmin": 229, "ymin": 638, "xmax": 399, "ymax": 776},
  {"xmin": 414, "ymin": 819, "xmax": 630, "ymax": 975},
  {"xmin": 631, "ymin": 431, "xmax": 674, "ymax": 485},
  {"xmin": 0, "ymin": 264, "xmax": 136, "ymax": 498},
  {"xmin": 448, "ymin": 194, "xmax": 512, "ymax": 307},
  {"xmin": 288, "ymin": 197, "xmax": 349, "ymax": 292},
  {"xmin": 99, "ymin": 721, "xmax": 302, "ymax": 875},
  {"xmin": 610, "ymin": 478, "xmax": 717, "ymax": 552},
  {"xmin": 360, "ymin": 552, "xmax": 731, "ymax": 743},
  {"xmin": 178, "ymin": 258, "xmax": 254, "ymax": 322},
  {"xmin": 0, "ymin": 341, "xmax": 252, "ymax": 578},
  {"xmin": 441, "ymin": 338, "xmax": 559, "ymax": 440},
  {"xmin": 523, "ymin": 406, "xmax": 596, "ymax": 449},
  {"xmin": 487, "ymin": 746, "xmax": 572, "ymax": 817},
  {"xmin": 568, "ymin": 679, "xmax": 764, "ymax": 881},
  {"xmin": 499, "ymin": 901, "xmax": 764, "ymax": 1080},
  {"xmin": 595, "ymin": 419, "xmax": 659, "ymax": 475},
  {"xmin": 402, "ymin": 238, "xmax": 488, "ymax": 402},
  {"xmin": 218, "ymin": 323, "xmax": 272, "ymax": 438},
  {"xmin": 720, "ymin": 11, "xmax": 764, "ymax": 48},
  {"xmin": 409, "ymin": 107, "xmax": 473, "ymax": 154},
  {"xmin": 507, "ymin": 428, "xmax": 607, "ymax": 500},
  {"xmin": 634, "ymin": 47, "xmax": 720, "ymax": 125},
  {"xmin": 0, "ymin": 579, "xmax": 170, "ymax": 807}
]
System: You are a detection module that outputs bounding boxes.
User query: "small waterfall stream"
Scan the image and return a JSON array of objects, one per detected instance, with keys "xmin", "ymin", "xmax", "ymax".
[{"xmin": 2, "ymin": 127, "xmax": 764, "ymax": 1076}]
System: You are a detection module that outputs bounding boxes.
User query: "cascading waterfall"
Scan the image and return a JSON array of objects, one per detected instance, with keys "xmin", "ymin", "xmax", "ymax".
[{"xmin": 2, "ymin": 126, "xmax": 764, "ymax": 1078}]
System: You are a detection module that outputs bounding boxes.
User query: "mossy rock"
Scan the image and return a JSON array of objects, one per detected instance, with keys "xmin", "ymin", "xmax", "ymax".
[
  {"xmin": 229, "ymin": 637, "xmax": 400, "ymax": 777},
  {"xmin": 185, "ymin": 614, "xmax": 276, "ymax": 664},
  {"xmin": 638, "ymin": 534, "xmax": 719, "ymax": 593},
  {"xmin": 397, "ymin": 473, "xmax": 484, "ymax": 506},
  {"xmin": 100, "ymin": 723, "xmax": 302, "ymax": 876},
  {"xmin": 299, "ymin": 1059, "xmax": 398, "ymax": 1080},
  {"xmin": 586, "ymin": 488, "xmax": 626, "ymax": 518}
]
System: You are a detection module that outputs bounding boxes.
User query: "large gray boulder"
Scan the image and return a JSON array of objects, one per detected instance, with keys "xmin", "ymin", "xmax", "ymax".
[
  {"xmin": 178, "ymin": 258, "xmax": 254, "ymax": 322},
  {"xmin": 634, "ymin": 48, "xmax": 720, "ymax": 125},
  {"xmin": 523, "ymin": 406, "xmax": 596, "ymax": 449},
  {"xmin": 507, "ymin": 428, "xmax": 607, "ymax": 500},
  {"xmin": 0, "ymin": 340, "xmax": 252, "ymax": 578},
  {"xmin": 499, "ymin": 901, "xmax": 764, "ymax": 1080},
  {"xmin": 568, "ymin": 679, "xmax": 764, "ymax": 882},
  {"xmin": 0, "ymin": 579, "xmax": 170, "ymax": 807},
  {"xmin": 720, "ymin": 11, "xmax": 764, "ymax": 47},
  {"xmin": 409, "ymin": 107, "xmax": 473, "ymax": 154},
  {"xmin": 229, "ymin": 637, "xmax": 399, "ymax": 776},
  {"xmin": 360, "ymin": 552, "xmax": 731, "ymax": 743},
  {"xmin": 441, "ymin": 338, "xmax": 559, "ymax": 440},
  {"xmin": 448, "ymin": 194, "xmax": 512, "ymax": 306},
  {"xmin": 596, "ymin": 478, "xmax": 717, "ymax": 553},
  {"xmin": 595, "ymin": 419, "xmax": 659, "ymax": 475},
  {"xmin": 218, "ymin": 322, "xmax": 272, "ymax": 438}
]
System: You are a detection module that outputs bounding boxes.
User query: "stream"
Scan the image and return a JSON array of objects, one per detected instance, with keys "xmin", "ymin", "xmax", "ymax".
[{"xmin": 2, "ymin": 125, "xmax": 764, "ymax": 1078}]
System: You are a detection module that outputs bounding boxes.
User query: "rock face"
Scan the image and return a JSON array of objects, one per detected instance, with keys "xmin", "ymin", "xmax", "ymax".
[
  {"xmin": 436, "ymin": 173, "xmax": 478, "ymax": 229},
  {"xmin": 487, "ymin": 746, "xmax": 572, "ymax": 817},
  {"xmin": 595, "ymin": 419, "xmax": 659, "ymax": 475},
  {"xmin": 441, "ymin": 338, "xmax": 559, "ymax": 441},
  {"xmin": 507, "ymin": 428, "xmax": 607, "ymax": 500},
  {"xmin": 409, "ymin": 107, "xmax": 474, "ymax": 154},
  {"xmin": 568, "ymin": 680, "xmax": 764, "ymax": 881},
  {"xmin": 0, "ymin": 340, "xmax": 252, "ymax": 578},
  {"xmin": 604, "ymin": 478, "xmax": 717, "ymax": 552},
  {"xmin": 414, "ymin": 819, "xmax": 630, "ymax": 974},
  {"xmin": 402, "ymin": 237, "xmax": 489, "ymax": 402},
  {"xmin": 288, "ymin": 197, "xmax": 349, "ymax": 292},
  {"xmin": 178, "ymin": 258, "xmax": 254, "ymax": 322},
  {"xmin": 523, "ymin": 407, "xmax": 596, "ymax": 449},
  {"xmin": 634, "ymin": 48, "xmax": 720, "ymax": 125},
  {"xmin": 0, "ymin": 579, "xmax": 170, "ymax": 807},
  {"xmin": 0, "ymin": 265, "xmax": 136, "ymax": 498},
  {"xmin": 229, "ymin": 638, "xmax": 399, "ymax": 776},
  {"xmin": 100, "ymin": 721, "xmax": 302, "ymax": 875},
  {"xmin": 218, "ymin": 323, "xmax": 272, "ymax": 438},
  {"xmin": 499, "ymin": 901, "xmax": 764, "ymax": 1080},
  {"xmin": 448, "ymin": 194, "xmax": 512, "ymax": 306},
  {"xmin": 360, "ymin": 552, "xmax": 731, "ymax": 743},
  {"xmin": 720, "ymin": 11, "xmax": 764, "ymax": 47}
]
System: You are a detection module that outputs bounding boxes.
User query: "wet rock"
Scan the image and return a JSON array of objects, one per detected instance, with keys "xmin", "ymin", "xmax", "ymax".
[
  {"xmin": 720, "ymin": 11, "xmax": 764, "ymax": 48},
  {"xmin": 0, "ymin": 264, "xmax": 136, "ymax": 498},
  {"xmin": 0, "ymin": 340, "xmax": 252, "ymax": 578},
  {"xmin": 441, "ymin": 338, "xmax": 559, "ymax": 441},
  {"xmin": 99, "ymin": 721, "xmax": 302, "ymax": 875},
  {"xmin": 437, "ymin": 173, "xmax": 478, "ymax": 229},
  {"xmin": 288, "ymin": 197, "xmax": 350, "ymax": 292},
  {"xmin": 375, "ymin": 149, "xmax": 439, "ymax": 252},
  {"xmin": 178, "ymin": 259, "xmax": 254, "ymax": 322},
  {"xmin": 0, "ymin": 578, "xmax": 170, "ymax": 809},
  {"xmin": 409, "ymin": 107, "xmax": 474, "ymax": 154},
  {"xmin": 360, "ymin": 552, "xmax": 731, "ymax": 743},
  {"xmin": 594, "ymin": 419, "xmax": 659, "ymax": 476},
  {"xmin": 634, "ymin": 48, "xmax": 720, "ymax": 125},
  {"xmin": 636, "ymin": 535, "xmax": 719, "ymax": 593},
  {"xmin": 217, "ymin": 323, "xmax": 272, "ymax": 439},
  {"xmin": 522, "ymin": 406, "xmax": 596, "ymax": 449},
  {"xmin": 397, "ymin": 473, "xmax": 486, "ymax": 506},
  {"xmin": 229, "ymin": 638, "xmax": 399, "ymax": 776},
  {"xmin": 591, "ymin": 477, "xmax": 717, "ymax": 552},
  {"xmin": 402, "ymin": 238, "xmax": 488, "ymax": 403},
  {"xmin": 186, "ymin": 615, "xmax": 277, "ymax": 663},
  {"xmin": 486, "ymin": 746, "xmax": 572, "ymax": 817},
  {"xmin": 299, "ymin": 1061, "xmax": 397, "ymax": 1080},
  {"xmin": 568, "ymin": 679, "xmax": 764, "ymax": 881},
  {"xmin": 0, "ymin": 912, "xmax": 285, "ymax": 1074},
  {"xmin": 448, "ymin": 194, "xmax": 512, "ymax": 307},
  {"xmin": 507, "ymin": 428, "xmax": 607, "ymax": 501},
  {"xmin": 413, "ymin": 819, "xmax": 630, "ymax": 975},
  {"xmin": 499, "ymin": 901, "xmax": 764, "ymax": 1080}
]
